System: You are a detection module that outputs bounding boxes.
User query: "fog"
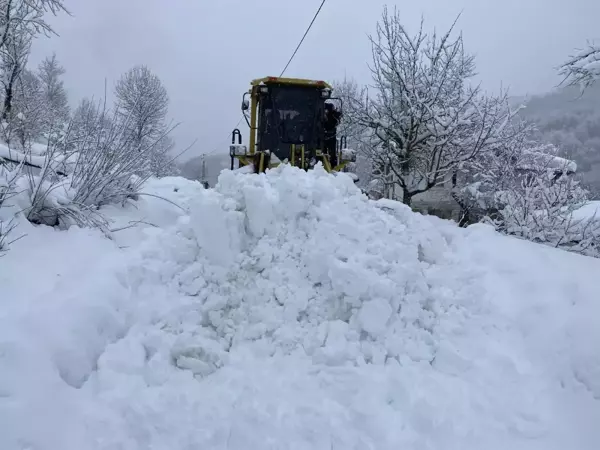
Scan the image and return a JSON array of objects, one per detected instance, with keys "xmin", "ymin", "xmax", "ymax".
[{"xmin": 30, "ymin": 0, "xmax": 600, "ymax": 159}]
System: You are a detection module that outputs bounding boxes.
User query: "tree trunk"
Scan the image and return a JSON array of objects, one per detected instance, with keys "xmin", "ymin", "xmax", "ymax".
[
  {"xmin": 2, "ymin": 79, "xmax": 14, "ymax": 121},
  {"xmin": 2, "ymin": 66, "xmax": 18, "ymax": 121},
  {"xmin": 402, "ymin": 189, "xmax": 413, "ymax": 207}
]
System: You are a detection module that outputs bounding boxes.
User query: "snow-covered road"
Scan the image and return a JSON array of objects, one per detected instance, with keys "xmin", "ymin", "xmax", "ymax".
[{"xmin": 1, "ymin": 165, "xmax": 599, "ymax": 449}]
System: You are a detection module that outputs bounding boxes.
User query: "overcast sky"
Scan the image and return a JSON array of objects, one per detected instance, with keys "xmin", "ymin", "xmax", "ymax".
[{"xmin": 29, "ymin": 0, "xmax": 600, "ymax": 160}]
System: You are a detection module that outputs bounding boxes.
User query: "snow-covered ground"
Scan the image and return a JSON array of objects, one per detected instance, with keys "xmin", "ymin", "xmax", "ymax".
[
  {"xmin": 0, "ymin": 141, "xmax": 75, "ymax": 176},
  {"xmin": 574, "ymin": 200, "xmax": 600, "ymax": 221},
  {"xmin": 1, "ymin": 165, "xmax": 599, "ymax": 450}
]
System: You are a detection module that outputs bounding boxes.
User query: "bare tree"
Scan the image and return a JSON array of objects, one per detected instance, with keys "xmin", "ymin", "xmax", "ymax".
[
  {"xmin": 68, "ymin": 97, "xmax": 112, "ymax": 150},
  {"xmin": 559, "ymin": 42, "xmax": 600, "ymax": 92},
  {"xmin": 12, "ymin": 67, "xmax": 44, "ymax": 147},
  {"xmin": 349, "ymin": 7, "xmax": 514, "ymax": 206},
  {"xmin": 114, "ymin": 65, "xmax": 169, "ymax": 148},
  {"xmin": 0, "ymin": 0, "xmax": 69, "ymax": 145},
  {"xmin": 37, "ymin": 52, "xmax": 69, "ymax": 140}
]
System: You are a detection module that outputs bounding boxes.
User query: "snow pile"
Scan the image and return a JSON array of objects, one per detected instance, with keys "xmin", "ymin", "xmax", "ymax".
[
  {"xmin": 0, "ymin": 223, "xmax": 132, "ymax": 450},
  {"xmin": 1, "ymin": 165, "xmax": 600, "ymax": 449},
  {"xmin": 129, "ymin": 164, "xmax": 468, "ymax": 369},
  {"xmin": 83, "ymin": 165, "xmax": 600, "ymax": 448}
]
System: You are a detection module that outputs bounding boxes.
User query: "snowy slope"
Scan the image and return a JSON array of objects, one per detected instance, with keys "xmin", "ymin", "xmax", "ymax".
[{"xmin": 1, "ymin": 165, "xmax": 599, "ymax": 450}]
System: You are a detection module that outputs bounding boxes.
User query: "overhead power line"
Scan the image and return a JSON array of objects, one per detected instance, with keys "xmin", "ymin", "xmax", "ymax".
[
  {"xmin": 280, "ymin": 0, "xmax": 327, "ymax": 77},
  {"xmin": 205, "ymin": 0, "xmax": 327, "ymax": 157}
]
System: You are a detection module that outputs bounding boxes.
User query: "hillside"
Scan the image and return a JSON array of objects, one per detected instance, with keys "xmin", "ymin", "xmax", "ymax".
[
  {"xmin": 518, "ymin": 84, "xmax": 600, "ymax": 195},
  {"xmin": 1, "ymin": 166, "xmax": 599, "ymax": 449}
]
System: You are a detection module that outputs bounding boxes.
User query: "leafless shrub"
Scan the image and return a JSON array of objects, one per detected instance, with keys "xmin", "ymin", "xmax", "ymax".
[{"xmin": 19, "ymin": 96, "xmax": 178, "ymax": 230}]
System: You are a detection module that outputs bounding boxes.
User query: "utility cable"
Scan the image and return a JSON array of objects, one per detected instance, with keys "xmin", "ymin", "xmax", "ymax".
[
  {"xmin": 204, "ymin": 0, "xmax": 327, "ymax": 157},
  {"xmin": 280, "ymin": 0, "xmax": 327, "ymax": 77}
]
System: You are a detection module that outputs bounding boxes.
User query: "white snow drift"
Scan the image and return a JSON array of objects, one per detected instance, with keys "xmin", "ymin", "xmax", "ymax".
[{"xmin": 1, "ymin": 164, "xmax": 599, "ymax": 450}]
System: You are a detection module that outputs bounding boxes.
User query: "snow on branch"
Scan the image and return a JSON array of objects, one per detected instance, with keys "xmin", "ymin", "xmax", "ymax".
[
  {"xmin": 0, "ymin": 0, "xmax": 69, "ymax": 52},
  {"xmin": 454, "ymin": 126, "xmax": 600, "ymax": 257},
  {"xmin": 559, "ymin": 42, "xmax": 600, "ymax": 91}
]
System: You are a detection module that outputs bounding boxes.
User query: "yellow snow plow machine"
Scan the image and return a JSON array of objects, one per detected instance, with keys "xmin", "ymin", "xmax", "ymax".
[{"xmin": 229, "ymin": 76, "xmax": 357, "ymax": 179}]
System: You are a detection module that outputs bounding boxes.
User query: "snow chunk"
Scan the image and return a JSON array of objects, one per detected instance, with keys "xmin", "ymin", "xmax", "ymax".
[
  {"xmin": 190, "ymin": 190, "xmax": 246, "ymax": 267},
  {"xmin": 358, "ymin": 298, "xmax": 393, "ymax": 336}
]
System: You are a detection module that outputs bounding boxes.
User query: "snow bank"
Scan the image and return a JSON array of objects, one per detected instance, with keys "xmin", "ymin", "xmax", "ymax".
[
  {"xmin": 0, "ymin": 221, "xmax": 132, "ymax": 449},
  {"xmin": 100, "ymin": 175, "xmax": 207, "ymax": 246},
  {"xmin": 1, "ymin": 165, "xmax": 599, "ymax": 449}
]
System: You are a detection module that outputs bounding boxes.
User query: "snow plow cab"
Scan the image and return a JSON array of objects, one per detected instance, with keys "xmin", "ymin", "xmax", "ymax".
[{"xmin": 229, "ymin": 76, "xmax": 357, "ymax": 176}]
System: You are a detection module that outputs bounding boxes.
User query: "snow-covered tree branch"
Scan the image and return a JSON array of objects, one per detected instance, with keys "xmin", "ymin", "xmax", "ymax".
[
  {"xmin": 449, "ymin": 115, "xmax": 534, "ymax": 222},
  {"xmin": 0, "ymin": 0, "xmax": 69, "ymax": 53},
  {"xmin": 348, "ymin": 7, "xmax": 515, "ymax": 205},
  {"xmin": 331, "ymin": 78, "xmax": 375, "ymax": 188},
  {"xmin": 559, "ymin": 43, "xmax": 600, "ymax": 91},
  {"xmin": 454, "ymin": 124, "xmax": 599, "ymax": 256},
  {"xmin": 493, "ymin": 151, "xmax": 598, "ymax": 256}
]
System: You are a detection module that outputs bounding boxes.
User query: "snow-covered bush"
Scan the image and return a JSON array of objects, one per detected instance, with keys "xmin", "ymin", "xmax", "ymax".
[
  {"xmin": 516, "ymin": 85, "xmax": 600, "ymax": 196},
  {"xmin": 493, "ymin": 162, "xmax": 599, "ymax": 257},
  {"xmin": 0, "ymin": 1, "xmax": 180, "ymax": 232},
  {"xmin": 456, "ymin": 133, "xmax": 600, "ymax": 257},
  {"xmin": 15, "ymin": 98, "xmax": 177, "ymax": 228}
]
